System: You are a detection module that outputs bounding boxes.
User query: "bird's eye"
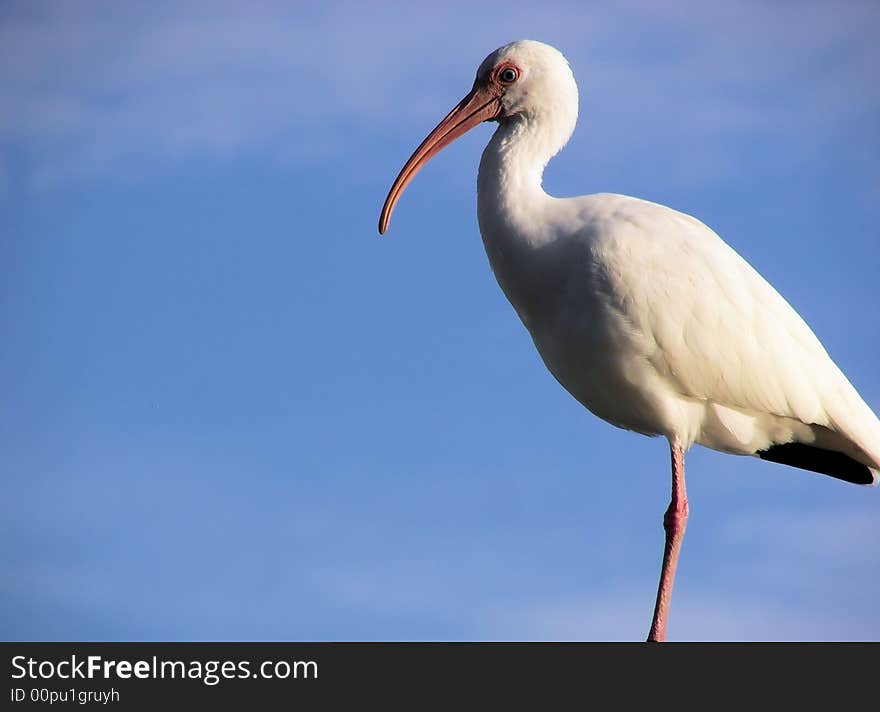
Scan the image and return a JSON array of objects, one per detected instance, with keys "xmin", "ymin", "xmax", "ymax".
[{"xmin": 498, "ymin": 67, "xmax": 518, "ymax": 84}]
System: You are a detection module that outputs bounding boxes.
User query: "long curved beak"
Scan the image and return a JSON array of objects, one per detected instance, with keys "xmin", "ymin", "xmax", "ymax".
[{"xmin": 378, "ymin": 85, "xmax": 502, "ymax": 234}]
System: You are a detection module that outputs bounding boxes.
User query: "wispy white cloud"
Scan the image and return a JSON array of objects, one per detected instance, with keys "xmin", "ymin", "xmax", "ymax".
[
  {"xmin": 720, "ymin": 506, "xmax": 880, "ymax": 608},
  {"xmin": 1, "ymin": 0, "xmax": 878, "ymax": 188},
  {"xmin": 485, "ymin": 588, "xmax": 879, "ymax": 641},
  {"xmin": 304, "ymin": 499, "xmax": 880, "ymax": 641}
]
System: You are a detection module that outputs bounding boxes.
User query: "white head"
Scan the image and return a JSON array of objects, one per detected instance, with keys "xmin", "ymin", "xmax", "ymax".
[
  {"xmin": 475, "ymin": 40, "xmax": 578, "ymax": 133},
  {"xmin": 379, "ymin": 40, "xmax": 579, "ymax": 233}
]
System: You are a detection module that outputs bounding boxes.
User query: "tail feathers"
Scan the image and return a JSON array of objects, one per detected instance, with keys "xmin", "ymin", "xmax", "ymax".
[{"xmin": 757, "ymin": 442, "xmax": 877, "ymax": 486}]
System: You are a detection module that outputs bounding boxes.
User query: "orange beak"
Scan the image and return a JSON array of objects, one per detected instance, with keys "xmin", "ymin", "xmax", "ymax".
[{"xmin": 378, "ymin": 84, "xmax": 502, "ymax": 234}]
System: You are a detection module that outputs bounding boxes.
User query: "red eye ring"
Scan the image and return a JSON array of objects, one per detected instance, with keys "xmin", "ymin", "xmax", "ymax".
[{"xmin": 497, "ymin": 66, "xmax": 519, "ymax": 84}]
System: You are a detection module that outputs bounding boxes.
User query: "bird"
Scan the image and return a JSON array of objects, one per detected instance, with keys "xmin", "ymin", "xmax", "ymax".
[{"xmin": 377, "ymin": 40, "xmax": 879, "ymax": 641}]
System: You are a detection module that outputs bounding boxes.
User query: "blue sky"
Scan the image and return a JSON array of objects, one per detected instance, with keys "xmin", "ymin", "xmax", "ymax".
[{"xmin": 2, "ymin": 1, "xmax": 878, "ymax": 641}]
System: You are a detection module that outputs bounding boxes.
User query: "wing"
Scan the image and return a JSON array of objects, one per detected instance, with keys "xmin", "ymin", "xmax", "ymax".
[{"xmin": 582, "ymin": 194, "xmax": 880, "ymax": 473}]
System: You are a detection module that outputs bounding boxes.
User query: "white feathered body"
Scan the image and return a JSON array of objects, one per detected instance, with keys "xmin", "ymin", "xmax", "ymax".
[{"xmin": 477, "ymin": 129, "xmax": 880, "ymax": 479}]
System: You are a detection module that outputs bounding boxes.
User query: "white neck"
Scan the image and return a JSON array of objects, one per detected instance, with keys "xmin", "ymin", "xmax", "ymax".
[
  {"xmin": 474, "ymin": 110, "xmax": 577, "ymax": 324},
  {"xmin": 477, "ymin": 108, "xmax": 575, "ymax": 250}
]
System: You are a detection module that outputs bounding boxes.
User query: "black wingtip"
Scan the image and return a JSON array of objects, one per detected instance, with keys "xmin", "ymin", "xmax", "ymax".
[{"xmin": 757, "ymin": 442, "xmax": 875, "ymax": 485}]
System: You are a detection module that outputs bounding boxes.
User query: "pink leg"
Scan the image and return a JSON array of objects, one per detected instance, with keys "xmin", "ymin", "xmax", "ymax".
[{"xmin": 647, "ymin": 439, "xmax": 689, "ymax": 642}]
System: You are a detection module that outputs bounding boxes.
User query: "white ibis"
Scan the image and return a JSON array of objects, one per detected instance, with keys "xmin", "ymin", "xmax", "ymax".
[{"xmin": 378, "ymin": 40, "xmax": 879, "ymax": 641}]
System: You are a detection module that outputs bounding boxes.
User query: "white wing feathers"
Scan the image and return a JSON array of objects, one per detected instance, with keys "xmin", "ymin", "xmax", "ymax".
[{"xmin": 586, "ymin": 195, "xmax": 880, "ymax": 472}]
